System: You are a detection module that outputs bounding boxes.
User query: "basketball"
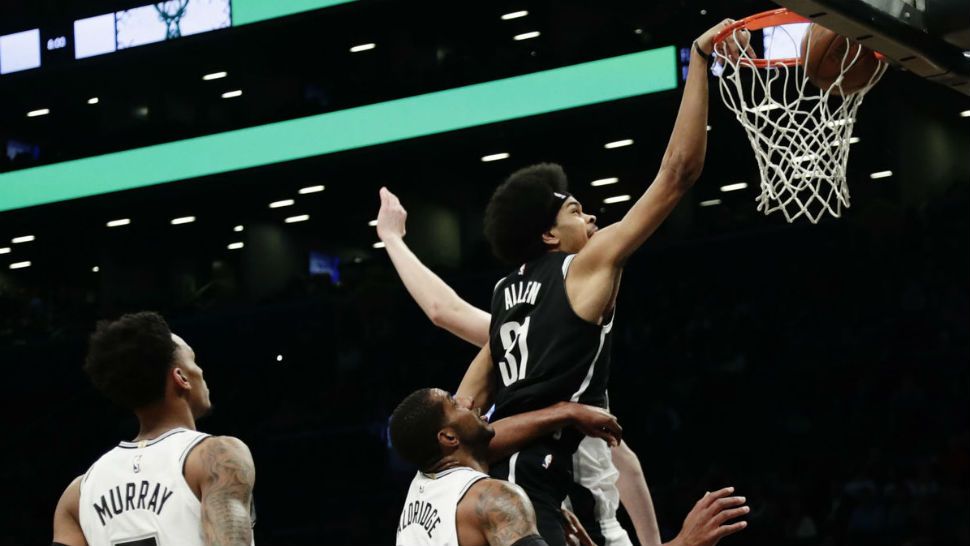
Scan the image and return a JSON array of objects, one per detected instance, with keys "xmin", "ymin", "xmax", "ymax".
[{"xmin": 801, "ymin": 23, "xmax": 881, "ymax": 95}]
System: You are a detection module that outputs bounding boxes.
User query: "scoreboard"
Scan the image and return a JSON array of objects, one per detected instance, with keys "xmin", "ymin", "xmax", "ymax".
[{"xmin": 0, "ymin": 0, "xmax": 354, "ymax": 76}]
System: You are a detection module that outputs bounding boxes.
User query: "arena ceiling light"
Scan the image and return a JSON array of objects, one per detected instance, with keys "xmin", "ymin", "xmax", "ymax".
[
  {"xmin": 11, "ymin": 235, "xmax": 35, "ymax": 243},
  {"xmin": 368, "ymin": 220, "xmax": 378, "ymax": 226},
  {"xmin": 0, "ymin": 247, "xmax": 10, "ymax": 254},
  {"xmin": 88, "ymin": 97, "xmax": 100, "ymax": 105},
  {"xmin": 269, "ymin": 199, "xmax": 294, "ymax": 208},
  {"xmin": 603, "ymin": 195, "xmax": 631, "ymax": 204},
  {"xmin": 27, "ymin": 108, "xmax": 50, "ymax": 117},
  {"xmin": 92, "ymin": 266, "xmax": 100, "ymax": 272},
  {"xmin": 227, "ymin": 242, "xmax": 244, "ymax": 250},
  {"xmin": 501, "ymin": 10, "xmax": 529, "ymax": 20},
  {"xmin": 9, "ymin": 261, "xmax": 31, "ymax": 270},
  {"xmin": 298, "ymin": 185, "xmax": 325, "ymax": 194},
  {"xmin": 170, "ymin": 216, "xmax": 196, "ymax": 225},
  {"xmin": 106, "ymin": 218, "xmax": 131, "ymax": 227},
  {"xmin": 700, "ymin": 199, "xmax": 722, "ymax": 207},
  {"xmin": 869, "ymin": 170, "xmax": 893, "ymax": 179},
  {"xmin": 590, "ymin": 177, "xmax": 619, "ymax": 187},
  {"xmin": 604, "ymin": 139, "xmax": 634, "ymax": 149},
  {"xmin": 233, "ymin": 225, "xmax": 244, "ymax": 232},
  {"xmin": 373, "ymin": 241, "xmax": 386, "ymax": 249},
  {"xmin": 481, "ymin": 152, "xmax": 510, "ymax": 162},
  {"xmin": 514, "ymin": 31, "xmax": 540, "ymax": 41},
  {"xmin": 221, "ymin": 90, "xmax": 243, "ymax": 99},
  {"xmin": 350, "ymin": 43, "xmax": 376, "ymax": 53},
  {"xmin": 961, "ymin": 110, "xmax": 970, "ymax": 118},
  {"xmin": 285, "ymin": 214, "xmax": 310, "ymax": 223},
  {"xmin": 720, "ymin": 182, "xmax": 748, "ymax": 192},
  {"xmin": 203, "ymin": 71, "xmax": 228, "ymax": 81}
]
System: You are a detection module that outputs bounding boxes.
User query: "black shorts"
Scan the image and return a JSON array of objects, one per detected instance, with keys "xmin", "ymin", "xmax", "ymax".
[{"xmin": 490, "ymin": 438, "xmax": 575, "ymax": 546}]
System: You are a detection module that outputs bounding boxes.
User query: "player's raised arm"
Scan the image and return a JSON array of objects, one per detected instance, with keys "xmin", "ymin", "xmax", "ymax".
[
  {"xmin": 52, "ymin": 476, "xmax": 87, "ymax": 546},
  {"xmin": 186, "ymin": 436, "xmax": 256, "ymax": 546},
  {"xmin": 572, "ymin": 20, "xmax": 749, "ymax": 271},
  {"xmin": 377, "ymin": 187, "xmax": 491, "ymax": 346}
]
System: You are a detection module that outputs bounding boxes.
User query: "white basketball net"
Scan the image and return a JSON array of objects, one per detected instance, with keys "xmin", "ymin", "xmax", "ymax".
[{"xmin": 716, "ymin": 26, "xmax": 888, "ymax": 223}]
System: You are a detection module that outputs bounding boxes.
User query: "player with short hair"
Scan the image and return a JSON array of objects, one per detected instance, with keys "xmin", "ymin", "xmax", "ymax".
[
  {"xmin": 52, "ymin": 312, "xmax": 255, "ymax": 546},
  {"xmin": 390, "ymin": 388, "xmax": 749, "ymax": 546}
]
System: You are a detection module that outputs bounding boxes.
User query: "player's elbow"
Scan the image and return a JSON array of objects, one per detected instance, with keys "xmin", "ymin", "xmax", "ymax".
[
  {"xmin": 660, "ymin": 152, "xmax": 704, "ymax": 188},
  {"xmin": 427, "ymin": 301, "xmax": 448, "ymax": 327}
]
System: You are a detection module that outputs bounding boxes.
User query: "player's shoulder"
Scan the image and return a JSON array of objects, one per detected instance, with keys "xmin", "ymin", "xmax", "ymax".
[
  {"xmin": 188, "ymin": 435, "xmax": 253, "ymax": 463},
  {"xmin": 55, "ymin": 475, "xmax": 84, "ymax": 518},
  {"xmin": 184, "ymin": 435, "xmax": 255, "ymax": 491},
  {"xmin": 461, "ymin": 478, "xmax": 533, "ymax": 518}
]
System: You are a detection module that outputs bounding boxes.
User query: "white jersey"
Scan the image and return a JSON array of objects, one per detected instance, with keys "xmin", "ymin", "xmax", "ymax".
[
  {"xmin": 78, "ymin": 427, "xmax": 210, "ymax": 546},
  {"xmin": 396, "ymin": 467, "xmax": 489, "ymax": 546}
]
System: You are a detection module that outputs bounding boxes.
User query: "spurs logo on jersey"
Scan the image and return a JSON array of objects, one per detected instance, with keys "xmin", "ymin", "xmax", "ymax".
[
  {"xmin": 78, "ymin": 427, "xmax": 211, "ymax": 546},
  {"xmin": 396, "ymin": 467, "xmax": 488, "ymax": 546}
]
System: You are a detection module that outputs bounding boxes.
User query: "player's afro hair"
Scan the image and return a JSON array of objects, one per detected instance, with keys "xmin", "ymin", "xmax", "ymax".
[
  {"xmin": 389, "ymin": 388, "xmax": 447, "ymax": 470},
  {"xmin": 83, "ymin": 312, "xmax": 177, "ymax": 410},
  {"xmin": 484, "ymin": 163, "xmax": 570, "ymax": 265}
]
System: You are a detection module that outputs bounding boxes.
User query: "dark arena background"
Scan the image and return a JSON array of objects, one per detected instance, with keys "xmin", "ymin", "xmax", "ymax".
[{"xmin": 1, "ymin": 0, "xmax": 968, "ymax": 545}]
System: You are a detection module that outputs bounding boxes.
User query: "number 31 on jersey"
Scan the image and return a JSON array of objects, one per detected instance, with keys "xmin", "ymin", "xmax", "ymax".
[{"xmin": 497, "ymin": 317, "xmax": 531, "ymax": 386}]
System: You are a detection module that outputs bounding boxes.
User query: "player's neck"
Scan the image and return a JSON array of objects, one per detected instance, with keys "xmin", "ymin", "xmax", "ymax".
[
  {"xmin": 428, "ymin": 452, "xmax": 488, "ymax": 475},
  {"xmin": 133, "ymin": 400, "xmax": 197, "ymax": 442}
]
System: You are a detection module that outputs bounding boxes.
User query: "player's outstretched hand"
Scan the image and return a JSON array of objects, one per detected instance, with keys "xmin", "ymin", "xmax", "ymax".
[
  {"xmin": 696, "ymin": 19, "xmax": 755, "ymax": 63},
  {"xmin": 566, "ymin": 403, "xmax": 622, "ymax": 447},
  {"xmin": 377, "ymin": 186, "xmax": 408, "ymax": 241},
  {"xmin": 562, "ymin": 506, "xmax": 597, "ymax": 546},
  {"xmin": 667, "ymin": 487, "xmax": 749, "ymax": 546}
]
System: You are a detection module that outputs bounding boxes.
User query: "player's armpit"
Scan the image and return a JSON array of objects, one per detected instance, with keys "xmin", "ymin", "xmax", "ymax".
[
  {"xmin": 193, "ymin": 436, "xmax": 256, "ymax": 546},
  {"xmin": 474, "ymin": 480, "xmax": 542, "ymax": 546},
  {"xmin": 456, "ymin": 344, "xmax": 495, "ymax": 410},
  {"xmin": 52, "ymin": 476, "xmax": 87, "ymax": 546}
]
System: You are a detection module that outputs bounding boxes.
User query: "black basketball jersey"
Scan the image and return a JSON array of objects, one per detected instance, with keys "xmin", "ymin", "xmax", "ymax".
[{"xmin": 488, "ymin": 252, "xmax": 613, "ymax": 422}]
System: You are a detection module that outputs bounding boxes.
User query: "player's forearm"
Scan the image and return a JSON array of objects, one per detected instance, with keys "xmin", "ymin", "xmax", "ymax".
[
  {"xmin": 612, "ymin": 442, "xmax": 662, "ymax": 546},
  {"xmin": 383, "ymin": 236, "xmax": 490, "ymax": 347},
  {"xmin": 456, "ymin": 344, "xmax": 495, "ymax": 410},
  {"xmin": 486, "ymin": 402, "xmax": 577, "ymax": 463},
  {"xmin": 659, "ymin": 46, "xmax": 709, "ymax": 186}
]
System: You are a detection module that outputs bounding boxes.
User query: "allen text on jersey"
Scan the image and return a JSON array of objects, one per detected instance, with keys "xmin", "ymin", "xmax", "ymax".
[{"xmin": 504, "ymin": 281, "xmax": 542, "ymax": 311}]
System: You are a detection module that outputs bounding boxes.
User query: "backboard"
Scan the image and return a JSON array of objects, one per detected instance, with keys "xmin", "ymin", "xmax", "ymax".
[{"xmin": 774, "ymin": 0, "xmax": 970, "ymax": 95}]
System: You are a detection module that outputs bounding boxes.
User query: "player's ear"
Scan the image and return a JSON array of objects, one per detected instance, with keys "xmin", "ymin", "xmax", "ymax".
[
  {"xmin": 542, "ymin": 228, "xmax": 560, "ymax": 247},
  {"xmin": 172, "ymin": 367, "xmax": 191, "ymax": 390},
  {"xmin": 437, "ymin": 427, "xmax": 459, "ymax": 449}
]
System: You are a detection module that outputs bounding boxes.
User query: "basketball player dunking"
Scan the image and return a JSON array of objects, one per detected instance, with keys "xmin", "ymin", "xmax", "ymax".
[
  {"xmin": 52, "ymin": 312, "xmax": 255, "ymax": 546},
  {"xmin": 390, "ymin": 388, "xmax": 745, "ymax": 546},
  {"xmin": 381, "ymin": 19, "xmax": 752, "ymax": 546}
]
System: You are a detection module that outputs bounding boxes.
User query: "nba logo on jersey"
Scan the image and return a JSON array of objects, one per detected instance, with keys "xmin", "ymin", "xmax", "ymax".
[
  {"xmin": 518, "ymin": 264, "xmax": 526, "ymax": 275},
  {"xmin": 132, "ymin": 455, "xmax": 142, "ymax": 473},
  {"xmin": 542, "ymin": 454, "xmax": 553, "ymax": 469}
]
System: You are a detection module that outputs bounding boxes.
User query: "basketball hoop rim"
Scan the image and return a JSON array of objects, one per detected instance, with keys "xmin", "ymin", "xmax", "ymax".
[
  {"xmin": 712, "ymin": 8, "xmax": 886, "ymax": 69},
  {"xmin": 712, "ymin": 8, "xmax": 808, "ymax": 68}
]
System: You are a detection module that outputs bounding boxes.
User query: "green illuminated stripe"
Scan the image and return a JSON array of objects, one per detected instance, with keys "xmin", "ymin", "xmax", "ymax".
[
  {"xmin": 0, "ymin": 47, "xmax": 676, "ymax": 212},
  {"xmin": 232, "ymin": 0, "xmax": 358, "ymax": 26}
]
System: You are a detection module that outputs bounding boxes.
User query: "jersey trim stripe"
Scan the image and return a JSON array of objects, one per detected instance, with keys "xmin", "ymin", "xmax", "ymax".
[
  {"xmin": 117, "ymin": 428, "xmax": 188, "ymax": 449},
  {"xmin": 179, "ymin": 434, "xmax": 211, "ymax": 468},
  {"xmin": 457, "ymin": 474, "xmax": 488, "ymax": 502},
  {"xmin": 569, "ymin": 317, "xmax": 613, "ymax": 402},
  {"xmin": 561, "ymin": 254, "xmax": 576, "ymax": 278},
  {"xmin": 508, "ymin": 452, "xmax": 520, "ymax": 484}
]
